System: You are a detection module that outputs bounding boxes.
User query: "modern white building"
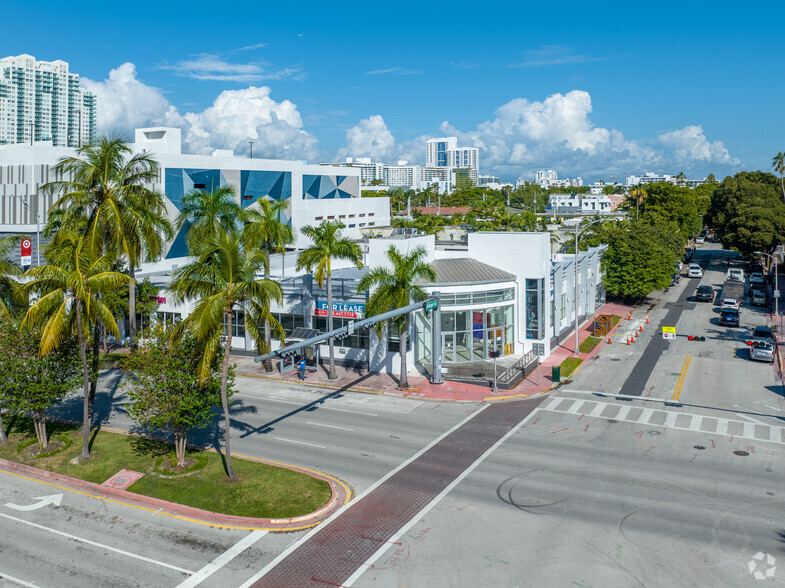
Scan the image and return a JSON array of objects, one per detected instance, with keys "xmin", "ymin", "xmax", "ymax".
[
  {"xmin": 0, "ymin": 54, "xmax": 97, "ymax": 147},
  {"xmin": 626, "ymin": 172, "xmax": 706, "ymax": 188},
  {"xmin": 0, "ymin": 127, "xmax": 390, "ymax": 266},
  {"xmin": 425, "ymin": 137, "xmax": 479, "ymax": 184},
  {"xmin": 524, "ymin": 170, "xmax": 583, "ymax": 190},
  {"xmin": 549, "ymin": 193, "xmax": 614, "ymax": 215}
]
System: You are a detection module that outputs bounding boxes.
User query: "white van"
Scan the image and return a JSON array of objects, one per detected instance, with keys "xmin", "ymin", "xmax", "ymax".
[{"xmin": 688, "ymin": 263, "xmax": 703, "ymax": 278}]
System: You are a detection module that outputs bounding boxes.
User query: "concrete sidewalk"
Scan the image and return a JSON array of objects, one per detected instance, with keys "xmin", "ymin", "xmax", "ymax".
[{"xmin": 234, "ymin": 300, "xmax": 640, "ymax": 402}]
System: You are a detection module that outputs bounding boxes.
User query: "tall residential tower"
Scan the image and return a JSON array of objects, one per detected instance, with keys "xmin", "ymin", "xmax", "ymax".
[{"xmin": 0, "ymin": 54, "xmax": 97, "ymax": 147}]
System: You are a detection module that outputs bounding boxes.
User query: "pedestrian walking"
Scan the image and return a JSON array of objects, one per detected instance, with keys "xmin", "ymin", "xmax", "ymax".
[{"xmin": 299, "ymin": 357, "xmax": 307, "ymax": 380}]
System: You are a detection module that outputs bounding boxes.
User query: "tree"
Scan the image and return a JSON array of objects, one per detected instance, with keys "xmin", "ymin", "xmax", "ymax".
[
  {"xmin": 357, "ymin": 246, "xmax": 435, "ymax": 389},
  {"xmin": 175, "ymin": 185, "xmax": 241, "ymax": 254},
  {"xmin": 19, "ymin": 230, "xmax": 131, "ymax": 459},
  {"xmin": 0, "ymin": 235, "xmax": 22, "ymax": 319},
  {"xmin": 772, "ymin": 152, "xmax": 785, "ymax": 202},
  {"xmin": 706, "ymin": 173, "xmax": 717, "ymax": 184},
  {"xmin": 0, "ymin": 320, "xmax": 81, "ymax": 448},
  {"xmin": 119, "ymin": 326, "xmax": 227, "ymax": 466},
  {"xmin": 296, "ymin": 221, "xmax": 363, "ymax": 380},
  {"xmin": 707, "ymin": 171, "xmax": 785, "ymax": 256},
  {"xmin": 169, "ymin": 228, "xmax": 283, "ymax": 479},
  {"xmin": 241, "ymin": 199, "xmax": 293, "ymax": 372},
  {"xmin": 600, "ymin": 218, "xmax": 684, "ymax": 299},
  {"xmin": 42, "ymin": 134, "xmax": 172, "ymax": 348}
]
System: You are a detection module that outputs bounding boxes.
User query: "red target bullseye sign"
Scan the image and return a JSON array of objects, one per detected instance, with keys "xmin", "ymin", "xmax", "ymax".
[{"xmin": 21, "ymin": 238, "xmax": 32, "ymax": 266}]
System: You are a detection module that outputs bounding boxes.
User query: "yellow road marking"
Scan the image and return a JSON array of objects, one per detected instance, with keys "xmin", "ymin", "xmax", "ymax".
[{"xmin": 672, "ymin": 355, "xmax": 692, "ymax": 401}]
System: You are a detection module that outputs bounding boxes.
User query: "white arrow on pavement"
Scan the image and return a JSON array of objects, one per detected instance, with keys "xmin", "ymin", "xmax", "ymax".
[{"xmin": 5, "ymin": 494, "xmax": 63, "ymax": 511}]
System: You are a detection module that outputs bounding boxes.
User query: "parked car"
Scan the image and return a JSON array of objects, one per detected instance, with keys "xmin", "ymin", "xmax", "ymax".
[
  {"xmin": 752, "ymin": 326, "xmax": 776, "ymax": 343},
  {"xmin": 749, "ymin": 260, "xmax": 764, "ymax": 273},
  {"xmin": 750, "ymin": 272, "xmax": 765, "ymax": 285},
  {"xmin": 719, "ymin": 308, "xmax": 740, "ymax": 327},
  {"xmin": 751, "ymin": 290, "xmax": 768, "ymax": 306},
  {"xmin": 749, "ymin": 281, "xmax": 765, "ymax": 297},
  {"xmin": 748, "ymin": 339, "xmax": 775, "ymax": 363},
  {"xmin": 695, "ymin": 236, "xmax": 705, "ymax": 244},
  {"xmin": 688, "ymin": 263, "xmax": 703, "ymax": 278},
  {"xmin": 721, "ymin": 297, "xmax": 741, "ymax": 311},
  {"xmin": 696, "ymin": 285, "xmax": 714, "ymax": 302}
]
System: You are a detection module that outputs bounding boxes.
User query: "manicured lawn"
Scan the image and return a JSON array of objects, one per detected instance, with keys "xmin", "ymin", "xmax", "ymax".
[
  {"xmin": 559, "ymin": 357, "xmax": 583, "ymax": 378},
  {"xmin": 0, "ymin": 416, "xmax": 331, "ymax": 519},
  {"xmin": 611, "ymin": 314, "xmax": 622, "ymax": 326},
  {"xmin": 579, "ymin": 335, "xmax": 602, "ymax": 354}
]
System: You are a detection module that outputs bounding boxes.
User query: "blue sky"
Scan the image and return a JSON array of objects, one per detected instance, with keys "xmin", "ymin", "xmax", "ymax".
[{"xmin": 3, "ymin": 1, "xmax": 783, "ymax": 183}]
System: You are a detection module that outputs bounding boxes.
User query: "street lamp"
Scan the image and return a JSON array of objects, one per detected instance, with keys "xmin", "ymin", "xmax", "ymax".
[{"xmin": 574, "ymin": 218, "xmax": 605, "ymax": 354}]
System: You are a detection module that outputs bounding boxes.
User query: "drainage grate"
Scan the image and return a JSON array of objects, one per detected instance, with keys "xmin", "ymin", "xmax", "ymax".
[{"xmin": 733, "ymin": 450, "xmax": 750, "ymax": 456}]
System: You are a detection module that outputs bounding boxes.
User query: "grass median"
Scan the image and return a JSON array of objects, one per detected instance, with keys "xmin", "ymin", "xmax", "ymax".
[{"xmin": 0, "ymin": 416, "xmax": 332, "ymax": 519}]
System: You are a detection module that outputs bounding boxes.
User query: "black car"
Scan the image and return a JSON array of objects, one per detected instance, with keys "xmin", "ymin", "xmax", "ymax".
[
  {"xmin": 719, "ymin": 308, "xmax": 740, "ymax": 327},
  {"xmin": 696, "ymin": 285, "xmax": 714, "ymax": 302},
  {"xmin": 752, "ymin": 326, "xmax": 775, "ymax": 343},
  {"xmin": 749, "ymin": 282, "xmax": 765, "ymax": 297}
]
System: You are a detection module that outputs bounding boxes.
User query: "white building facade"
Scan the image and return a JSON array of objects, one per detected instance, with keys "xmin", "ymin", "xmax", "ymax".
[
  {"xmin": 0, "ymin": 54, "xmax": 97, "ymax": 147},
  {"xmin": 549, "ymin": 193, "xmax": 614, "ymax": 215}
]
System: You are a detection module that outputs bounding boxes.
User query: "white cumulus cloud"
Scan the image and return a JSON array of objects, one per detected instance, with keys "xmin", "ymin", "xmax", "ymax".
[
  {"xmin": 657, "ymin": 125, "xmax": 739, "ymax": 166},
  {"xmin": 82, "ymin": 63, "xmax": 318, "ymax": 161},
  {"xmin": 81, "ymin": 63, "xmax": 176, "ymax": 132},
  {"xmin": 337, "ymin": 115, "xmax": 396, "ymax": 161}
]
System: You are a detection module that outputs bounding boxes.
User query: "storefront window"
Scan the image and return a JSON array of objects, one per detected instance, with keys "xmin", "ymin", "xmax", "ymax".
[{"xmin": 525, "ymin": 279, "xmax": 543, "ymax": 340}]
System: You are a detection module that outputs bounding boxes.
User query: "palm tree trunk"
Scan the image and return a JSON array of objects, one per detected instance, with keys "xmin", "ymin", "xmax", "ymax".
[
  {"xmin": 88, "ymin": 321, "xmax": 101, "ymax": 420},
  {"xmin": 221, "ymin": 309, "xmax": 236, "ymax": 479},
  {"xmin": 263, "ymin": 266, "xmax": 273, "ymax": 372},
  {"xmin": 0, "ymin": 412, "xmax": 7, "ymax": 444},
  {"xmin": 129, "ymin": 266, "xmax": 137, "ymax": 348},
  {"xmin": 34, "ymin": 410, "xmax": 47, "ymax": 448},
  {"xmin": 76, "ymin": 304, "xmax": 91, "ymax": 460},
  {"xmin": 399, "ymin": 316, "xmax": 409, "ymax": 390},
  {"xmin": 326, "ymin": 269, "xmax": 337, "ymax": 379}
]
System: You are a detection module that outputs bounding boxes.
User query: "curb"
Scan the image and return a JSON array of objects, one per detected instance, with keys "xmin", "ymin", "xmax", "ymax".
[{"xmin": 0, "ymin": 452, "xmax": 350, "ymax": 532}]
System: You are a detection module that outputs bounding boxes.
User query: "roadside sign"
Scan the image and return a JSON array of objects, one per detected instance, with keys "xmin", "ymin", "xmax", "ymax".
[
  {"xmin": 663, "ymin": 332, "xmax": 676, "ymax": 340},
  {"xmin": 425, "ymin": 299, "xmax": 438, "ymax": 311},
  {"xmin": 20, "ymin": 238, "xmax": 31, "ymax": 267},
  {"xmin": 775, "ymin": 290, "xmax": 781, "ymax": 298},
  {"xmin": 662, "ymin": 326, "xmax": 676, "ymax": 340},
  {"xmin": 347, "ymin": 320, "xmax": 355, "ymax": 335}
]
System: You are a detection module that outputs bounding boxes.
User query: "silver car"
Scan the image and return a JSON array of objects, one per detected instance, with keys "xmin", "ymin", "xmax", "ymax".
[{"xmin": 749, "ymin": 339, "xmax": 775, "ymax": 363}]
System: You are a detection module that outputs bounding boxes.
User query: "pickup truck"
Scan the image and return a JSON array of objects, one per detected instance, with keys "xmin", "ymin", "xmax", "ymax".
[{"xmin": 726, "ymin": 268, "xmax": 745, "ymax": 282}]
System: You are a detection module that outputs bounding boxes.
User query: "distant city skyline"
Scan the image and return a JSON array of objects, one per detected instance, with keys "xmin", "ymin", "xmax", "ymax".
[{"xmin": 2, "ymin": 1, "xmax": 782, "ymax": 183}]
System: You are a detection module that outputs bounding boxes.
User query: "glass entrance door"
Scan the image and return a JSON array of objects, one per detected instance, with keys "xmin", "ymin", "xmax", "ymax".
[{"xmin": 443, "ymin": 333, "xmax": 455, "ymax": 363}]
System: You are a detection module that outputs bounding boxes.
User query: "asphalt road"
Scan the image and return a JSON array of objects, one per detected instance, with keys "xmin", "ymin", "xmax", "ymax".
[{"xmin": 2, "ymin": 242, "xmax": 784, "ymax": 587}]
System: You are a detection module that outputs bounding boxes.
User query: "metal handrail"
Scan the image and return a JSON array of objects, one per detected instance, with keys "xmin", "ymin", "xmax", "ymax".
[{"xmin": 497, "ymin": 350, "xmax": 537, "ymax": 384}]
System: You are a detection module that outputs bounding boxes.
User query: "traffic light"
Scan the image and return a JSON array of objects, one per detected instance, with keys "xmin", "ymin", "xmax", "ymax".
[{"xmin": 687, "ymin": 335, "xmax": 706, "ymax": 341}]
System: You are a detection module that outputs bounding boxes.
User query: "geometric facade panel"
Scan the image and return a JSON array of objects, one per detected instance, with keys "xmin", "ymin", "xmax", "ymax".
[
  {"xmin": 303, "ymin": 174, "xmax": 359, "ymax": 199},
  {"xmin": 240, "ymin": 170, "xmax": 292, "ymax": 208}
]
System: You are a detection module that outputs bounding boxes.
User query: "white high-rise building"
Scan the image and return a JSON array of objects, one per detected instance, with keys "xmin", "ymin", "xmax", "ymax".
[
  {"xmin": 425, "ymin": 137, "xmax": 479, "ymax": 184},
  {"xmin": 0, "ymin": 54, "xmax": 97, "ymax": 147}
]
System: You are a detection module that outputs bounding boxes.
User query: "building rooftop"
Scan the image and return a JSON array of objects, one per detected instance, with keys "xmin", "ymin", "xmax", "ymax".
[{"xmin": 427, "ymin": 258, "xmax": 515, "ymax": 286}]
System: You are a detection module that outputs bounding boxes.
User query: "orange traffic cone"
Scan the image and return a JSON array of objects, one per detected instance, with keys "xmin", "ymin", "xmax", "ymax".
[
  {"xmin": 646, "ymin": 315, "xmax": 650, "ymax": 324},
  {"xmin": 627, "ymin": 312, "xmax": 632, "ymax": 320},
  {"xmin": 635, "ymin": 330, "xmax": 640, "ymax": 338},
  {"xmin": 639, "ymin": 324, "xmax": 643, "ymax": 332},
  {"xmin": 607, "ymin": 335, "xmax": 612, "ymax": 344},
  {"xmin": 626, "ymin": 336, "xmax": 630, "ymax": 345}
]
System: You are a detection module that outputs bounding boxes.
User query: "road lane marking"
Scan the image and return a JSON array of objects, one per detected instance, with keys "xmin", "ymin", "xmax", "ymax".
[
  {"xmin": 232, "ymin": 393, "xmax": 378, "ymax": 416},
  {"xmin": 0, "ymin": 570, "xmax": 39, "ymax": 587},
  {"xmin": 343, "ymin": 404, "xmax": 545, "ymax": 587},
  {"xmin": 664, "ymin": 412, "xmax": 678, "ymax": 428},
  {"xmin": 616, "ymin": 406, "xmax": 631, "ymax": 420},
  {"xmin": 565, "ymin": 400, "xmax": 586, "ymax": 414},
  {"xmin": 638, "ymin": 408, "xmax": 654, "ymax": 424},
  {"xmin": 305, "ymin": 421, "xmax": 355, "ymax": 431},
  {"xmin": 589, "ymin": 404, "xmax": 606, "ymax": 417},
  {"xmin": 239, "ymin": 403, "xmax": 491, "ymax": 588},
  {"xmin": 672, "ymin": 355, "xmax": 692, "ymax": 401},
  {"xmin": 274, "ymin": 437, "xmax": 326, "ymax": 449},
  {"xmin": 0, "ymin": 511, "xmax": 194, "ymax": 574},
  {"xmin": 5, "ymin": 493, "xmax": 63, "ymax": 511},
  {"xmin": 176, "ymin": 530, "xmax": 267, "ymax": 587}
]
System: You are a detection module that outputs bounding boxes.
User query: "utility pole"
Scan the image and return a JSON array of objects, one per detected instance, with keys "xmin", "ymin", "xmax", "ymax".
[{"xmin": 249, "ymin": 141, "xmax": 254, "ymax": 159}]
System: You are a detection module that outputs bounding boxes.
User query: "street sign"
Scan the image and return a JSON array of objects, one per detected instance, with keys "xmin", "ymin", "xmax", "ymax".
[
  {"xmin": 347, "ymin": 320, "xmax": 355, "ymax": 335},
  {"xmin": 662, "ymin": 326, "xmax": 676, "ymax": 340},
  {"xmin": 425, "ymin": 299, "xmax": 438, "ymax": 311},
  {"xmin": 775, "ymin": 290, "xmax": 781, "ymax": 298},
  {"xmin": 662, "ymin": 332, "xmax": 676, "ymax": 340},
  {"xmin": 20, "ymin": 238, "xmax": 31, "ymax": 267}
]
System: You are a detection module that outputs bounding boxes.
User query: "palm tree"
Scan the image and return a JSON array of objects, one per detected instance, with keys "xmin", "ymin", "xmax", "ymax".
[
  {"xmin": 42, "ymin": 134, "xmax": 172, "ymax": 347},
  {"xmin": 241, "ymin": 199, "xmax": 293, "ymax": 371},
  {"xmin": 19, "ymin": 230, "xmax": 131, "ymax": 459},
  {"xmin": 297, "ymin": 221, "xmax": 363, "ymax": 379},
  {"xmin": 772, "ymin": 152, "xmax": 785, "ymax": 202},
  {"xmin": 0, "ymin": 235, "xmax": 22, "ymax": 319},
  {"xmin": 175, "ymin": 185, "xmax": 241, "ymax": 253},
  {"xmin": 630, "ymin": 186, "xmax": 647, "ymax": 221},
  {"xmin": 357, "ymin": 245, "xmax": 435, "ymax": 389},
  {"xmin": 169, "ymin": 229, "xmax": 283, "ymax": 479}
]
